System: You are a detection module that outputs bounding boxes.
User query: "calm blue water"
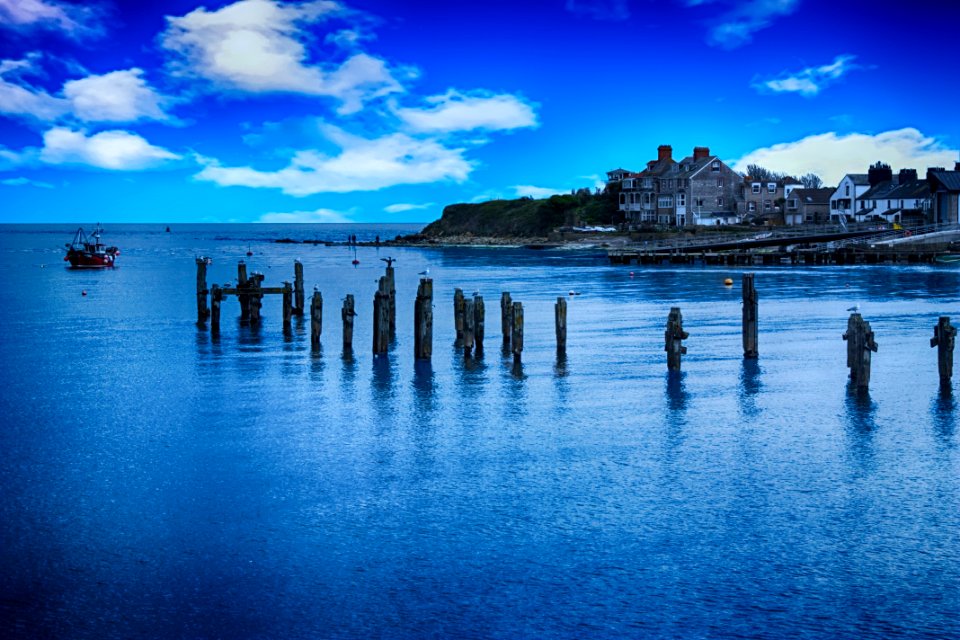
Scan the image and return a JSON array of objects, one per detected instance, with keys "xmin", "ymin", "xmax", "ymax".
[{"xmin": 1, "ymin": 223, "xmax": 958, "ymax": 639}]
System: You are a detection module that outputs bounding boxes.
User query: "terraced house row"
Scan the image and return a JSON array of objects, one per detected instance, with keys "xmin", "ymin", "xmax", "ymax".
[{"xmin": 608, "ymin": 145, "xmax": 960, "ymax": 227}]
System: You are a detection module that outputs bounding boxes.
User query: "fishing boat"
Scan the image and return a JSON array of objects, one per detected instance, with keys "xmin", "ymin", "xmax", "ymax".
[{"xmin": 64, "ymin": 224, "xmax": 119, "ymax": 268}]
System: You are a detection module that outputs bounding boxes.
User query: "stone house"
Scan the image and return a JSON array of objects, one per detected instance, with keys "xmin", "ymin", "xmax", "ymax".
[
  {"xmin": 615, "ymin": 145, "xmax": 743, "ymax": 226},
  {"xmin": 784, "ymin": 188, "xmax": 833, "ymax": 225},
  {"xmin": 740, "ymin": 176, "xmax": 802, "ymax": 223}
]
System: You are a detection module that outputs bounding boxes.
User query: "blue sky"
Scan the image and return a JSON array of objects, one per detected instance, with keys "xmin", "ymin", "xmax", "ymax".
[{"xmin": 1, "ymin": 0, "xmax": 957, "ymax": 223}]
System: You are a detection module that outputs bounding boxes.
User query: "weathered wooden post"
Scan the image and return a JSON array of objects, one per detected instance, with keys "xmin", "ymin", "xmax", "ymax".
[
  {"xmin": 742, "ymin": 273, "xmax": 758, "ymax": 358},
  {"xmin": 930, "ymin": 316, "xmax": 956, "ymax": 386},
  {"xmin": 210, "ymin": 284, "xmax": 222, "ymax": 335},
  {"xmin": 555, "ymin": 297, "xmax": 567, "ymax": 353},
  {"xmin": 474, "ymin": 296, "xmax": 485, "ymax": 354},
  {"xmin": 385, "ymin": 263, "xmax": 396, "ymax": 339},
  {"xmin": 195, "ymin": 257, "xmax": 210, "ymax": 324},
  {"xmin": 373, "ymin": 277, "xmax": 390, "ymax": 355},
  {"xmin": 511, "ymin": 301, "xmax": 524, "ymax": 363},
  {"xmin": 342, "ymin": 294, "xmax": 355, "ymax": 352},
  {"xmin": 665, "ymin": 307, "xmax": 688, "ymax": 372},
  {"xmin": 293, "ymin": 260, "xmax": 305, "ymax": 316},
  {"xmin": 237, "ymin": 260, "xmax": 249, "ymax": 320},
  {"xmin": 249, "ymin": 273, "xmax": 263, "ymax": 326},
  {"xmin": 310, "ymin": 289, "xmax": 323, "ymax": 348},
  {"xmin": 843, "ymin": 313, "xmax": 878, "ymax": 389},
  {"xmin": 453, "ymin": 288, "xmax": 465, "ymax": 345},
  {"xmin": 463, "ymin": 298, "xmax": 476, "ymax": 356},
  {"xmin": 414, "ymin": 278, "xmax": 433, "ymax": 360},
  {"xmin": 282, "ymin": 281, "xmax": 293, "ymax": 333},
  {"xmin": 501, "ymin": 292, "xmax": 512, "ymax": 346}
]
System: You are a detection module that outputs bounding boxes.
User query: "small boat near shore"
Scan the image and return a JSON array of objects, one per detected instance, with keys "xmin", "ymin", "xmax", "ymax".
[
  {"xmin": 64, "ymin": 224, "xmax": 119, "ymax": 268},
  {"xmin": 935, "ymin": 254, "xmax": 960, "ymax": 264}
]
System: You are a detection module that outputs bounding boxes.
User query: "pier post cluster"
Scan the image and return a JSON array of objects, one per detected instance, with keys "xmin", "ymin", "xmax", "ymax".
[{"xmin": 195, "ymin": 259, "xmax": 955, "ymax": 388}]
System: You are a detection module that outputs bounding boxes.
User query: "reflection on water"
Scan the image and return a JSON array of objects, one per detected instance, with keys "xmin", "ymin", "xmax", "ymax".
[
  {"xmin": 844, "ymin": 384, "xmax": 877, "ymax": 466},
  {"xmin": 931, "ymin": 387, "xmax": 956, "ymax": 446},
  {"xmin": 665, "ymin": 371, "xmax": 688, "ymax": 412},
  {"xmin": 738, "ymin": 358, "xmax": 762, "ymax": 418}
]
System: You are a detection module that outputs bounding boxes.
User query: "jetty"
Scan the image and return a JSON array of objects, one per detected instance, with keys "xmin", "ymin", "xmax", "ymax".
[{"xmin": 608, "ymin": 223, "xmax": 960, "ymax": 266}]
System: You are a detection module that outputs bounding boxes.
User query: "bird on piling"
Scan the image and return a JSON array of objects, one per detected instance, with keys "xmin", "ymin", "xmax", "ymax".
[
  {"xmin": 417, "ymin": 268, "xmax": 430, "ymax": 276},
  {"xmin": 847, "ymin": 303, "xmax": 860, "ymax": 312}
]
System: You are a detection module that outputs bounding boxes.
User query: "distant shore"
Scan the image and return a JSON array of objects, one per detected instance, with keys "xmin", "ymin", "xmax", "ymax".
[{"xmin": 272, "ymin": 231, "xmax": 636, "ymax": 249}]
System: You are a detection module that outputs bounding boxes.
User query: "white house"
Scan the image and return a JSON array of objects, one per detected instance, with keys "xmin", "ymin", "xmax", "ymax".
[{"xmin": 829, "ymin": 173, "xmax": 870, "ymax": 224}]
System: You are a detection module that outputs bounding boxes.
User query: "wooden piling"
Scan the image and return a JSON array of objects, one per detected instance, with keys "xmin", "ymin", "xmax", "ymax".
[
  {"xmin": 501, "ymin": 292, "xmax": 512, "ymax": 346},
  {"xmin": 474, "ymin": 296, "xmax": 485, "ymax": 354},
  {"xmin": 511, "ymin": 301, "xmax": 524, "ymax": 363},
  {"xmin": 742, "ymin": 273, "xmax": 758, "ymax": 358},
  {"xmin": 210, "ymin": 284, "xmax": 221, "ymax": 335},
  {"xmin": 665, "ymin": 307, "xmax": 689, "ymax": 372},
  {"xmin": 842, "ymin": 313, "xmax": 878, "ymax": 389},
  {"xmin": 373, "ymin": 277, "xmax": 390, "ymax": 355},
  {"xmin": 195, "ymin": 257, "xmax": 210, "ymax": 323},
  {"xmin": 281, "ymin": 281, "xmax": 293, "ymax": 333},
  {"xmin": 454, "ymin": 288, "xmax": 465, "ymax": 345},
  {"xmin": 249, "ymin": 273, "xmax": 263, "ymax": 326},
  {"xmin": 555, "ymin": 297, "xmax": 567, "ymax": 353},
  {"xmin": 414, "ymin": 278, "xmax": 433, "ymax": 360},
  {"xmin": 237, "ymin": 261, "xmax": 250, "ymax": 320},
  {"xmin": 930, "ymin": 316, "xmax": 956, "ymax": 385},
  {"xmin": 385, "ymin": 264, "xmax": 396, "ymax": 339},
  {"xmin": 310, "ymin": 289, "xmax": 322, "ymax": 348},
  {"xmin": 294, "ymin": 260, "xmax": 305, "ymax": 316},
  {"xmin": 463, "ymin": 298, "xmax": 476, "ymax": 356},
  {"xmin": 342, "ymin": 294, "xmax": 355, "ymax": 352}
]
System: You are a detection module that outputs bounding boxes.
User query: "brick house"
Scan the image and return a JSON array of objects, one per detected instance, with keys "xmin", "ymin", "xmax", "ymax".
[
  {"xmin": 615, "ymin": 145, "xmax": 743, "ymax": 226},
  {"xmin": 740, "ymin": 176, "xmax": 801, "ymax": 223}
]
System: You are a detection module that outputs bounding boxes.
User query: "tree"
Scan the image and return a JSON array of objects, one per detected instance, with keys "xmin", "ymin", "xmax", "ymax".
[
  {"xmin": 800, "ymin": 173, "xmax": 824, "ymax": 189},
  {"xmin": 745, "ymin": 164, "xmax": 787, "ymax": 182}
]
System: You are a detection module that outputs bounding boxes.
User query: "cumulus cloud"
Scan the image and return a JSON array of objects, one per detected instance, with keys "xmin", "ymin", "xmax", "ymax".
[
  {"xmin": 384, "ymin": 202, "xmax": 433, "ymax": 213},
  {"xmin": 732, "ymin": 128, "xmax": 958, "ymax": 186},
  {"xmin": 1, "ymin": 176, "xmax": 53, "ymax": 188},
  {"xmin": 688, "ymin": 0, "xmax": 798, "ymax": 49},
  {"xmin": 195, "ymin": 125, "xmax": 471, "ymax": 195},
  {"xmin": 40, "ymin": 127, "xmax": 181, "ymax": 170},
  {"xmin": 394, "ymin": 90, "xmax": 538, "ymax": 133},
  {"xmin": 258, "ymin": 207, "xmax": 352, "ymax": 223},
  {"xmin": 161, "ymin": 0, "xmax": 404, "ymax": 113},
  {"xmin": 0, "ymin": 0, "xmax": 103, "ymax": 38},
  {"xmin": 513, "ymin": 185, "xmax": 568, "ymax": 199},
  {"xmin": 756, "ymin": 55, "xmax": 858, "ymax": 96},
  {"xmin": 64, "ymin": 68, "xmax": 170, "ymax": 122},
  {"xmin": 0, "ymin": 55, "xmax": 70, "ymax": 121}
]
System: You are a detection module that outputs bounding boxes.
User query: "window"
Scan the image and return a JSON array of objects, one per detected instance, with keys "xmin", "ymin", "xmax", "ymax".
[
  {"xmin": 764, "ymin": 201, "xmax": 772, "ymax": 211},
  {"xmin": 767, "ymin": 183, "xmax": 776, "ymax": 193},
  {"xmin": 622, "ymin": 179, "xmax": 633, "ymax": 189},
  {"xmin": 642, "ymin": 178, "xmax": 653, "ymax": 188},
  {"xmin": 752, "ymin": 183, "xmax": 761, "ymax": 194},
  {"xmin": 845, "ymin": 185, "xmax": 850, "ymax": 196},
  {"xmin": 717, "ymin": 178, "xmax": 724, "ymax": 187},
  {"xmin": 788, "ymin": 199, "xmax": 798, "ymax": 210},
  {"xmin": 748, "ymin": 201, "xmax": 756, "ymax": 212},
  {"xmin": 717, "ymin": 197, "xmax": 724, "ymax": 207},
  {"xmin": 658, "ymin": 196, "xmax": 673, "ymax": 208},
  {"xmin": 677, "ymin": 193, "xmax": 686, "ymax": 207},
  {"xmin": 887, "ymin": 199, "xmax": 891, "ymax": 209},
  {"xmin": 860, "ymin": 201, "xmax": 865, "ymax": 210},
  {"xmin": 711, "ymin": 161, "xmax": 720, "ymax": 171}
]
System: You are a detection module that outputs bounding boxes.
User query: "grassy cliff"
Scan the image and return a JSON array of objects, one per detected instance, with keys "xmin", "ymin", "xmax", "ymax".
[{"xmin": 420, "ymin": 189, "xmax": 620, "ymax": 238}]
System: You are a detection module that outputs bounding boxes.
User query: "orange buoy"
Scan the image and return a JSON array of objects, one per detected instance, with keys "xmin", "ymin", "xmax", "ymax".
[{"xmin": 724, "ymin": 278, "xmax": 734, "ymax": 286}]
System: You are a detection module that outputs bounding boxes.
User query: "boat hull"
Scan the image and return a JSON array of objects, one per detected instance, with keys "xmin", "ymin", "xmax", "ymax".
[{"xmin": 66, "ymin": 250, "xmax": 117, "ymax": 268}]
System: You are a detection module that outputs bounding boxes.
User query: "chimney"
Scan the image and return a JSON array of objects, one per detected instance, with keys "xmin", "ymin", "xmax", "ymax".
[
  {"xmin": 657, "ymin": 145, "xmax": 672, "ymax": 162},
  {"xmin": 927, "ymin": 166, "xmax": 945, "ymax": 182},
  {"xmin": 868, "ymin": 161, "xmax": 892, "ymax": 187},
  {"xmin": 897, "ymin": 168, "xmax": 917, "ymax": 184},
  {"xmin": 693, "ymin": 146, "xmax": 710, "ymax": 161}
]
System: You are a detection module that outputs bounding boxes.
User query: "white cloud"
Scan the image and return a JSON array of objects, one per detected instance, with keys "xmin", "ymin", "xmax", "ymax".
[
  {"xmin": 1, "ymin": 176, "xmax": 53, "ymax": 188},
  {"xmin": 756, "ymin": 55, "xmax": 858, "ymax": 96},
  {"xmin": 258, "ymin": 207, "xmax": 352, "ymax": 223},
  {"xmin": 0, "ymin": 56, "xmax": 70, "ymax": 121},
  {"xmin": 40, "ymin": 127, "xmax": 181, "ymax": 170},
  {"xmin": 63, "ymin": 68, "xmax": 170, "ymax": 122},
  {"xmin": 384, "ymin": 202, "xmax": 433, "ymax": 213},
  {"xmin": 161, "ymin": 0, "xmax": 403, "ymax": 113},
  {"xmin": 691, "ymin": 0, "xmax": 798, "ymax": 49},
  {"xmin": 195, "ymin": 125, "xmax": 472, "ymax": 195},
  {"xmin": 732, "ymin": 128, "xmax": 958, "ymax": 186},
  {"xmin": 0, "ymin": 0, "xmax": 102, "ymax": 38},
  {"xmin": 394, "ymin": 90, "xmax": 538, "ymax": 133},
  {"xmin": 512, "ymin": 185, "xmax": 568, "ymax": 199}
]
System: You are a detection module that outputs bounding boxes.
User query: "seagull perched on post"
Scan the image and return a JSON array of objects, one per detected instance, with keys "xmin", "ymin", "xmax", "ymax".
[
  {"xmin": 847, "ymin": 303, "xmax": 860, "ymax": 312},
  {"xmin": 417, "ymin": 268, "xmax": 430, "ymax": 276}
]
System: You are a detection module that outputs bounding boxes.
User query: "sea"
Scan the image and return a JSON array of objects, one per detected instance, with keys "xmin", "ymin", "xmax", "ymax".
[{"xmin": 1, "ymin": 223, "xmax": 958, "ymax": 639}]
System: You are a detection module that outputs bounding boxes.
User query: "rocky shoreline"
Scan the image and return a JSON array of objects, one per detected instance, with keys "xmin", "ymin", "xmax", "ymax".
[{"xmin": 272, "ymin": 232, "xmax": 633, "ymax": 249}]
